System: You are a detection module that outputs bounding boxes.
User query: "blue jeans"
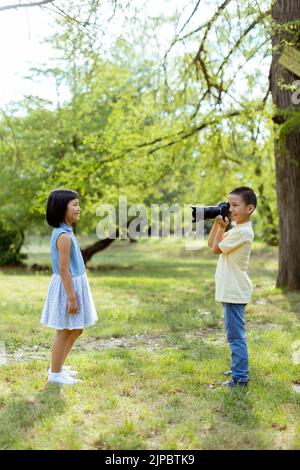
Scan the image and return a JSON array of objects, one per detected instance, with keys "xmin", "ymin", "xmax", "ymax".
[{"xmin": 222, "ymin": 302, "xmax": 249, "ymax": 383}]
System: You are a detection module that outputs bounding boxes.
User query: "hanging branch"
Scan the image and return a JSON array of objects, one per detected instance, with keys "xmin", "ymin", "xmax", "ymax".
[
  {"xmin": 81, "ymin": 108, "xmax": 246, "ymax": 185},
  {"xmin": 216, "ymin": 10, "xmax": 271, "ymax": 76},
  {"xmin": 164, "ymin": 1, "xmax": 271, "ymax": 121},
  {"xmin": 177, "ymin": 0, "xmax": 202, "ymax": 35},
  {"xmin": 0, "ymin": 1, "xmax": 55, "ymax": 12},
  {"xmin": 193, "ymin": 0, "xmax": 233, "ymax": 67}
]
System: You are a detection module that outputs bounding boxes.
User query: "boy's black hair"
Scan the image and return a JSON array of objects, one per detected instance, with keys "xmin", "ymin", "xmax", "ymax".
[
  {"xmin": 46, "ymin": 189, "xmax": 79, "ymax": 228},
  {"xmin": 229, "ymin": 186, "xmax": 257, "ymax": 210}
]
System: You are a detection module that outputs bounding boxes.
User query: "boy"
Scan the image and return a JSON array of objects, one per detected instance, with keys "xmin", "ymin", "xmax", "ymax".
[{"xmin": 207, "ymin": 186, "xmax": 257, "ymax": 387}]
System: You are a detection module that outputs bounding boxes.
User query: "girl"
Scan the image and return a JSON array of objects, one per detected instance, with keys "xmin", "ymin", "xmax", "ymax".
[{"xmin": 41, "ymin": 189, "xmax": 98, "ymax": 385}]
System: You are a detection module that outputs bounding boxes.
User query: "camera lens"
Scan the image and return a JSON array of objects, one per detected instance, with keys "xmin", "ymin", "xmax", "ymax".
[{"xmin": 203, "ymin": 206, "xmax": 221, "ymax": 220}]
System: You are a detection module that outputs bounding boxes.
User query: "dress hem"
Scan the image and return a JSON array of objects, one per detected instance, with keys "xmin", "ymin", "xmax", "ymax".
[{"xmin": 40, "ymin": 319, "xmax": 98, "ymax": 330}]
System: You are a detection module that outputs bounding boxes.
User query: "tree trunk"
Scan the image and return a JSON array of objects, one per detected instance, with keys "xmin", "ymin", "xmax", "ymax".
[
  {"xmin": 271, "ymin": 0, "xmax": 300, "ymax": 289},
  {"xmin": 81, "ymin": 218, "xmax": 143, "ymax": 264},
  {"xmin": 81, "ymin": 237, "xmax": 116, "ymax": 264}
]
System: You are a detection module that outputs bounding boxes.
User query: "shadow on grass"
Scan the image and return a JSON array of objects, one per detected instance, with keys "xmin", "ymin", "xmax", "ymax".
[
  {"xmin": 200, "ymin": 362, "xmax": 300, "ymax": 450},
  {"xmin": 0, "ymin": 384, "xmax": 66, "ymax": 449},
  {"xmin": 84, "ymin": 344, "xmax": 264, "ymax": 449}
]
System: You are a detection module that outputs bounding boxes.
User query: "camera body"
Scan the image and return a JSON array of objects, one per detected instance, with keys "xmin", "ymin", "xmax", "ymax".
[{"xmin": 191, "ymin": 201, "xmax": 230, "ymax": 223}]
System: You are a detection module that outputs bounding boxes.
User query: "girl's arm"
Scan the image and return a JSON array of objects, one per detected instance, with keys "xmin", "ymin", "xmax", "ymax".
[{"xmin": 57, "ymin": 234, "xmax": 78, "ymax": 314}]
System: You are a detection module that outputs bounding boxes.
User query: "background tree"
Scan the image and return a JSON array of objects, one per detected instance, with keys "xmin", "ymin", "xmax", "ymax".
[
  {"xmin": 0, "ymin": 0, "xmax": 282, "ymax": 270},
  {"xmin": 270, "ymin": 0, "xmax": 300, "ymax": 289}
]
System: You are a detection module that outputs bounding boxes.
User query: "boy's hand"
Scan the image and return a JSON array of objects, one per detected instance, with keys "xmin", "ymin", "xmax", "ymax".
[{"xmin": 215, "ymin": 215, "xmax": 229, "ymax": 228}]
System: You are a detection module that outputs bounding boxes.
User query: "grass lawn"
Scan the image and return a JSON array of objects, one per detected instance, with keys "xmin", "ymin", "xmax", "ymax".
[{"xmin": 1, "ymin": 237, "xmax": 300, "ymax": 449}]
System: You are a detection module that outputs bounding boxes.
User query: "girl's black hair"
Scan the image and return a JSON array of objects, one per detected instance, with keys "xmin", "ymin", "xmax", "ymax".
[{"xmin": 46, "ymin": 189, "xmax": 79, "ymax": 228}]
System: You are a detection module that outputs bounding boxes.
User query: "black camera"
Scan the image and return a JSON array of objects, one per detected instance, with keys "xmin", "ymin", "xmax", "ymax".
[{"xmin": 191, "ymin": 201, "xmax": 230, "ymax": 223}]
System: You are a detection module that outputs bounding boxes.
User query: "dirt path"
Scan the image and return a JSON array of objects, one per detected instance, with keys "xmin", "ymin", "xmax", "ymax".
[{"xmin": 1, "ymin": 328, "xmax": 225, "ymax": 364}]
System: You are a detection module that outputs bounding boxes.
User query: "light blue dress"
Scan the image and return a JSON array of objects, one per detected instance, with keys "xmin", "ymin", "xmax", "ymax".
[{"xmin": 40, "ymin": 222, "xmax": 98, "ymax": 330}]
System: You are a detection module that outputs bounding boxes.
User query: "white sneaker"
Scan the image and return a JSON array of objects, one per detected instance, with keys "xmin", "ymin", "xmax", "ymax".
[
  {"xmin": 62, "ymin": 365, "xmax": 78, "ymax": 377},
  {"xmin": 60, "ymin": 369, "xmax": 82, "ymax": 383},
  {"xmin": 47, "ymin": 371, "xmax": 79, "ymax": 385},
  {"xmin": 48, "ymin": 365, "xmax": 78, "ymax": 377}
]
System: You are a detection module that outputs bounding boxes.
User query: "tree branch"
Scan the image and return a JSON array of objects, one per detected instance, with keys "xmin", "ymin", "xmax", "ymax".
[
  {"xmin": 90, "ymin": 109, "xmax": 244, "ymax": 174},
  {"xmin": 0, "ymin": 0, "xmax": 54, "ymax": 12},
  {"xmin": 193, "ymin": 0, "xmax": 233, "ymax": 67},
  {"xmin": 216, "ymin": 10, "xmax": 270, "ymax": 76},
  {"xmin": 178, "ymin": 0, "xmax": 202, "ymax": 35}
]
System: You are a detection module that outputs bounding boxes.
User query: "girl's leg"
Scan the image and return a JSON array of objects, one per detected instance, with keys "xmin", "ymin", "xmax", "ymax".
[
  {"xmin": 51, "ymin": 329, "xmax": 71, "ymax": 372},
  {"xmin": 61, "ymin": 329, "xmax": 83, "ymax": 366}
]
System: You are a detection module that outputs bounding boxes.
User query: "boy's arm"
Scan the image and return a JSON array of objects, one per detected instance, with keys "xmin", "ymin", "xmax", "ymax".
[
  {"xmin": 207, "ymin": 221, "xmax": 219, "ymax": 248},
  {"xmin": 212, "ymin": 227, "xmax": 225, "ymax": 254},
  {"xmin": 212, "ymin": 216, "xmax": 229, "ymax": 254}
]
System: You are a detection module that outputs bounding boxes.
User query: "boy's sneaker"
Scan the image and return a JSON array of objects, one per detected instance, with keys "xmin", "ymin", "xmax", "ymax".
[
  {"xmin": 221, "ymin": 370, "xmax": 250, "ymax": 376},
  {"xmin": 222, "ymin": 379, "xmax": 248, "ymax": 388},
  {"xmin": 47, "ymin": 371, "xmax": 82, "ymax": 385}
]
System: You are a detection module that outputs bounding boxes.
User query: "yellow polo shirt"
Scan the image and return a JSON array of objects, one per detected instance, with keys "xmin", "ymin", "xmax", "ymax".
[{"xmin": 215, "ymin": 221, "xmax": 254, "ymax": 304}]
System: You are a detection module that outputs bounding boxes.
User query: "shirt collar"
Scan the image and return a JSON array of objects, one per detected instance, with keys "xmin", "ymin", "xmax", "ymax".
[
  {"xmin": 60, "ymin": 222, "xmax": 73, "ymax": 232},
  {"xmin": 234, "ymin": 221, "xmax": 252, "ymax": 227}
]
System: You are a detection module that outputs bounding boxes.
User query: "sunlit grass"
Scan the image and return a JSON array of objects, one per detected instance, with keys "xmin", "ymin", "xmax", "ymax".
[{"xmin": 0, "ymin": 237, "xmax": 300, "ymax": 449}]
